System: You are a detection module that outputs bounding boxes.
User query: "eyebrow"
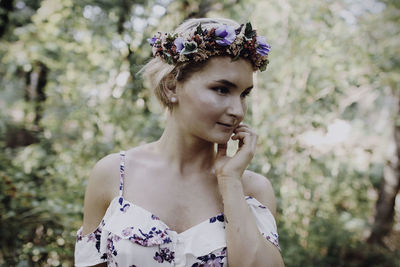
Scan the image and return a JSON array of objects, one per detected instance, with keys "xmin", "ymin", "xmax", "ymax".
[{"xmin": 213, "ymin": 79, "xmax": 254, "ymax": 91}]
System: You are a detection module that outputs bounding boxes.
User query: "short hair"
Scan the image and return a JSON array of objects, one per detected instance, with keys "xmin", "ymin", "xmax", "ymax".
[{"xmin": 141, "ymin": 18, "xmax": 240, "ymax": 110}]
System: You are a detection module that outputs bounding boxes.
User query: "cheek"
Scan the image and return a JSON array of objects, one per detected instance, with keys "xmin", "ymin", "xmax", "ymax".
[
  {"xmin": 197, "ymin": 93, "xmax": 220, "ymax": 107},
  {"xmin": 186, "ymin": 91, "xmax": 225, "ymax": 115}
]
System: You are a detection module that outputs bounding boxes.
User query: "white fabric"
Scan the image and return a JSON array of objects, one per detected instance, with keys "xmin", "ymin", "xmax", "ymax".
[
  {"xmin": 74, "ymin": 150, "xmax": 280, "ymax": 266},
  {"xmin": 75, "ymin": 196, "xmax": 280, "ymax": 266}
]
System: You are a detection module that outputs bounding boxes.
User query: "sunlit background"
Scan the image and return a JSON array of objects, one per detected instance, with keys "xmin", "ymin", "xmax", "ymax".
[{"xmin": 0, "ymin": 0, "xmax": 399, "ymax": 266}]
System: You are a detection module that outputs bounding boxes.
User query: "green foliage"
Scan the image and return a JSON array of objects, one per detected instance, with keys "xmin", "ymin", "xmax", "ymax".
[
  {"xmin": 0, "ymin": 0, "xmax": 399, "ymax": 266},
  {"xmin": 0, "ymin": 143, "xmax": 77, "ymax": 265}
]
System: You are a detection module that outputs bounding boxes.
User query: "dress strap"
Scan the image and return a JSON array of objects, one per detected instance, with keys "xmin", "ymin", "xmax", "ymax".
[{"xmin": 119, "ymin": 150, "xmax": 126, "ymax": 197}]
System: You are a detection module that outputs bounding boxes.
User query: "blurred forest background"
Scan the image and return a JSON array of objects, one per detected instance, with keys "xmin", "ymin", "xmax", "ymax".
[{"xmin": 0, "ymin": 0, "xmax": 399, "ymax": 266}]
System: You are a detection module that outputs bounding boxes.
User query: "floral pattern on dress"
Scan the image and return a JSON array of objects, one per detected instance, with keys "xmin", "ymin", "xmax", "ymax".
[
  {"xmin": 119, "ymin": 151, "xmax": 125, "ymax": 192},
  {"xmin": 209, "ymin": 213, "xmax": 224, "ymax": 223},
  {"xmin": 119, "ymin": 197, "xmax": 131, "ymax": 213},
  {"xmin": 191, "ymin": 247, "xmax": 227, "ymax": 267},
  {"xmin": 76, "ymin": 219, "xmax": 105, "ymax": 253},
  {"xmin": 153, "ymin": 247, "xmax": 175, "ymax": 263},
  {"xmin": 122, "ymin": 226, "xmax": 172, "ymax": 246},
  {"xmin": 74, "ymin": 151, "xmax": 281, "ymax": 266},
  {"xmin": 152, "ymin": 214, "xmax": 160, "ymax": 220},
  {"xmin": 262, "ymin": 231, "xmax": 281, "ymax": 251},
  {"xmin": 107, "ymin": 234, "xmax": 121, "ymax": 264}
]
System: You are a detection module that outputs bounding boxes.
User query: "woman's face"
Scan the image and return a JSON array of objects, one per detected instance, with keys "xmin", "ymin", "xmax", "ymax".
[{"xmin": 173, "ymin": 56, "xmax": 254, "ymax": 144}]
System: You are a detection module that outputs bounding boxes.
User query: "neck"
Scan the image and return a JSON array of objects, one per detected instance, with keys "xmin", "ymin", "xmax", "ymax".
[{"xmin": 154, "ymin": 115, "xmax": 215, "ymax": 177}]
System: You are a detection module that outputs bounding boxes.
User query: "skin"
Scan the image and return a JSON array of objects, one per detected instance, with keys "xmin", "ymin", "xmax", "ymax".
[{"xmin": 81, "ymin": 56, "xmax": 284, "ymax": 266}]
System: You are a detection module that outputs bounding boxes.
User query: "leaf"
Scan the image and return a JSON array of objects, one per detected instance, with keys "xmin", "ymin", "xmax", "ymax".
[
  {"xmin": 166, "ymin": 33, "xmax": 178, "ymax": 42},
  {"xmin": 181, "ymin": 41, "xmax": 198, "ymax": 55},
  {"xmin": 195, "ymin": 23, "xmax": 203, "ymax": 35},
  {"xmin": 244, "ymin": 22, "xmax": 255, "ymax": 39},
  {"xmin": 259, "ymin": 61, "xmax": 267, "ymax": 72},
  {"xmin": 163, "ymin": 52, "xmax": 174, "ymax": 64}
]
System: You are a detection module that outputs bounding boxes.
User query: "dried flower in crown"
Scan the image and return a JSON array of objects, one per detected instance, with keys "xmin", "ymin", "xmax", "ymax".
[{"xmin": 147, "ymin": 22, "xmax": 271, "ymax": 71}]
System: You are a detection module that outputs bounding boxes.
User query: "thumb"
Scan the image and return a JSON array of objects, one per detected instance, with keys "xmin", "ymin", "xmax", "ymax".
[{"xmin": 216, "ymin": 143, "xmax": 227, "ymax": 159}]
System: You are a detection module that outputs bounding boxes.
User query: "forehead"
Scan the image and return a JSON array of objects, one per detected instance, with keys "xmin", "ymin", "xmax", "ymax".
[{"xmin": 189, "ymin": 57, "xmax": 253, "ymax": 87}]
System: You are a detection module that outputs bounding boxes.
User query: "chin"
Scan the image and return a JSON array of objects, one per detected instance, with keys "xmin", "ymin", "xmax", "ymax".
[
  {"xmin": 210, "ymin": 134, "xmax": 231, "ymax": 144},
  {"xmin": 198, "ymin": 130, "xmax": 232, "ymax": 144}
]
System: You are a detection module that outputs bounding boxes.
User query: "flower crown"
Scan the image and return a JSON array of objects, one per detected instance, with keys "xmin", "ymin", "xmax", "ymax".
[{"xmin": 147, "ymin": 22, "xmax": 271, "ymax": 71}]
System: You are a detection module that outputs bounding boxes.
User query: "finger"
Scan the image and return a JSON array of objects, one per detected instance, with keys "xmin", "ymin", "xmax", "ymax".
[
  {"xmin": 237, "ymin": 123, "xmax": 250, "ymax": 127},
  {"xmin": 231, "ymin": 132, "xmax": 251, "ymax": 147},
  {"xmin": 232, "ymin": 129, "xmax": 256, "ymax": 141},
  {"xmin": 239, "ymin": 137, "xmax": 244, "ymax": 149},
  {"xmin": 233, "ymin": 131, "xmax": 258, "ymax": 153},
  {"xmin": 234, "ymin": 125, "xmax": 255, "ymax": 135},
  {"xmin": 234, "ymin": 124, "xmax": 249, "ymax": 131},
  {"xmin": 231, "ymin": 133, "xmax": 256, "ymax": 170},
  {"xmin": 216, "ymin": 143, "xmax": 227, "ymax": 158}
]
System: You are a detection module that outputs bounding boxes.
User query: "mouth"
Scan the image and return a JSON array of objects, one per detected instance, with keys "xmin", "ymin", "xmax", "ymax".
[{"xmin": 217, "ymin": 122, "xmax": 234, "ymax": 129}]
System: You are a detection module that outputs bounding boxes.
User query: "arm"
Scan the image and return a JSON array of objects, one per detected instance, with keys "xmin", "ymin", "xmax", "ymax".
[
  {"xmin": 218, "ymin": 172, "xmax": 283, "ymax": 267},
  {"xmin": 82, "ymin": 153, "xmax": 119, "ymax": 235},
  {"xmin": 78, "ymin": 154, "xmax": 119, "ymax": 267},
  {"xmin": 215, "ymin": 124, "xmax": 284, "ymax": 267}
]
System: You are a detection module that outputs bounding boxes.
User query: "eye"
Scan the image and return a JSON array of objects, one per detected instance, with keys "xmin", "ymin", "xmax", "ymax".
[
  {"xmin": 212, "ymin": 87, "xmax": 229, "ymax": 95},
  {"xmin": 241, "ymin": 89, "xmax": 252, "ymax": 98}
]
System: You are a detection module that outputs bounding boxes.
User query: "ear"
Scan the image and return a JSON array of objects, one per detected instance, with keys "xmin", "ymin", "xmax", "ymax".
[{"xmin": 161, "ymin": 72, "xmax": 178, "ymax": 100}]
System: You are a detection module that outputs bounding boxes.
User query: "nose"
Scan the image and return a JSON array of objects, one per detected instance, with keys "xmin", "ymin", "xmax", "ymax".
[{"xmin": 227, "ymin": 96, "xmax": 245, "ymax": 122}]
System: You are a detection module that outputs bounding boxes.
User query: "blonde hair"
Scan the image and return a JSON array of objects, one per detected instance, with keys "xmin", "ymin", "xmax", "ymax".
[{"xmin": 141, "ymin": 18, "xmax": 240, "ymax": 110}]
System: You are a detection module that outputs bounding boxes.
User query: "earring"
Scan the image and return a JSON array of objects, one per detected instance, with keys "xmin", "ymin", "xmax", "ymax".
[{"xmin": 171, "ymin": 96, "xmax": 177, "ymax": 103}]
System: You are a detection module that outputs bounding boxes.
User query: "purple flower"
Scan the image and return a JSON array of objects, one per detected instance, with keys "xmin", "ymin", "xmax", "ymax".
[
  {"xmin": 147, "ymin": 36, "xmax": 157, "ymax": 46},
  {"xmin": 154, "ymin": 254, "xmax": 163, "ymax": 263},
  {"xmin": 215, "ymin": 25, "xmax": 236, "ymax": 46},
  {"xmin": 122, "ymin": 227, "xmax": 134, "ymax": 237},
  {"xmin": 153, "ymin": 247, "xmax": 175, "ymax": 263},
  {"xmin": 256, "ymin": 36, "xmax": 271, "ymax": 56},
  {"xmin": 174, "ymin": 37, "xmax": 184, "ymax": 52}
]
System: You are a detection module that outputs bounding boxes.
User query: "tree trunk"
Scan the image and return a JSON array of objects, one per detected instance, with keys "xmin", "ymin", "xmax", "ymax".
[
  {"xmin": 25, "ymin": 61, "xmax": 47, "ymax": 127},
  {"xmin": 5, "ymin": 61, "xmax": 47, "ymax": 148},
  {"xmin": 368, "ymin": 97, "xmax": 400, "ymax": 245},
  {"xmin": 117, "ymin": 0, "xmax": 131, "ymax": 34}
]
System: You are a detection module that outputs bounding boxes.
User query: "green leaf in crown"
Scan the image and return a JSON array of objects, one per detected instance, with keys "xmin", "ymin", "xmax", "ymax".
[
  {"xmin": 181, "ymin": 41, "xmax": 198, "ymax": 55},
  {"xmin": 195, "ymin": 23, "xmax": 203, "ymax": 35},
  {"xmin": 244, "ymin": 22, "xmax": 255, "ymax": 39},
  {"xmin": 259, "ymin": 60, "xmax": 269, "ymax": 72},
  {"xmin": 166, "ymin": 33, "xmax": 178, "ymax": 42},
  {"xmin": 163, "ymin": 52, "xmax": 173, "ymax": 64}
]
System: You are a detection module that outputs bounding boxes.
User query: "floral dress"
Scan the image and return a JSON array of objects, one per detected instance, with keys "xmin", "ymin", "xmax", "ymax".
[{"xmin": 75, "ymin": 151, "xmax": 280, "ymax": 267}]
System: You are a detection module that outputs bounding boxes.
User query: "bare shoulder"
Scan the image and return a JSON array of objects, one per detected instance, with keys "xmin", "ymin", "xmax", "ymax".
[
  {"xmin": 242, "ymin": 170, "xmax": 277, "ymax": 217},
  {"xmin": 81, "ymin": 152, "xmax": 121, "ymax": 235}
]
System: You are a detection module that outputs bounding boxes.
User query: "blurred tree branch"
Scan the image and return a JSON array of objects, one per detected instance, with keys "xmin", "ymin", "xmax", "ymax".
[{"xmin": 0, "ymin": 0, "xmax": 13, "ymax": 38}]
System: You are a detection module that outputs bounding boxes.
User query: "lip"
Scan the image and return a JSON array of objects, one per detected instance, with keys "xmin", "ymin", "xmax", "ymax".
[{"xmin": 217, "ymin": 122, "xmax": 234, "ymax": 129}]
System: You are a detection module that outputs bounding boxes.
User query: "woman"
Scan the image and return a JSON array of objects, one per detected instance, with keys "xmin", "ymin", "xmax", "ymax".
[{"xmin": 75, "ymin": 18, "xmax": 284, "ymax": 267}]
